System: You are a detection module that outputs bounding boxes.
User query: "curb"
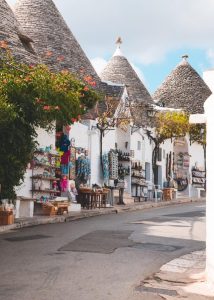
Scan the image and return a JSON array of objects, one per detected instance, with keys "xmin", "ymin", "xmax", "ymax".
[{"xmin": 0, "ymin": 197, "xmax": 205, "ymax": 234}]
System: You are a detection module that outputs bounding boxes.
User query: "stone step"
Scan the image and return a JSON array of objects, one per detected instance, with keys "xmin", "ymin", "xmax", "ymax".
[{"xmin": 114, "ymin": 191, "xmax": 135, "ymax": 204}]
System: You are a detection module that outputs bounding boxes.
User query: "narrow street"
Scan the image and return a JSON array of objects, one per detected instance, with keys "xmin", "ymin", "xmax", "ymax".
[{"xmin": 0, "ymin": 202, "xmax": 205, "ymax": 300}]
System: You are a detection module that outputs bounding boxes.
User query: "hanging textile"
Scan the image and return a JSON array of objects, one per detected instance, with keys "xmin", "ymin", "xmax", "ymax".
[
  {"xmin": 109, "ymin": 150, "xmax": 118, "ymax": 180},
  {"xmin": 76, "ymin": 156, "xmax": 91, "ymax": 183},
  {"xmin": 102, "ymin": 153, "xmax": 109, "ymax": 181}
]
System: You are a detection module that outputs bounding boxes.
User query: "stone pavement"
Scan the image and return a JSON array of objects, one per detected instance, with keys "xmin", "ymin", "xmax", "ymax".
[
  {"xmin": 0, "ymin": 197, "xmax": 205, "ymax": 233},
  {"xmin": 135, "ymin": 250, "xmax": 214, "ymax": 300}
]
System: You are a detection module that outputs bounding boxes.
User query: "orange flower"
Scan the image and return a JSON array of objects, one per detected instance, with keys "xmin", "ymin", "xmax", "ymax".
[
  {"xmin": 24, "ymin": 76, "xmax": 31, "ymax": 82},
  {"xmin": 0, "ymin": 40, "xmax": 8, "ymax": 49},
  {"xmin": 57, "ymin": 55, "xmax": 65, "ymax": 62},
  {"xmin": 61, "ymin": 69, "xmax": 69, "ymax": 75},
  {"xmin": 45, "ymin": 51, "xmax": 53, "ymax": 57},
  {"xmin": 84, "ymin": 86, "xmax": 89, "ymax": 91},
  {"xmin": 84, "ymin": 75, "xmax": 93, "ymax": 83},
  {"xmin": 89, "ymin": 81, "xmax": 96, "ymax": 87},
  {"xmin": 43, "ymin": 105, "xmax": 51, "ymax": 111},
  {"xmin": 79, "ymin": 67, "xmax": 85, "ymax": 73},
  {"xmin": 2, "ymin": 79, "xmax": 7, "ymax": 84},
  {"xmin": 36, "ymin": 98, "xmax": 43, "ymax": 104}
]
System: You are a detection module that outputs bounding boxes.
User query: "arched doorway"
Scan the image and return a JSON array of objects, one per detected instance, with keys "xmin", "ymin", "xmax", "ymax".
[{"xmin": 173, "ymin": 137, "xmax": 190, "ymax": 195}]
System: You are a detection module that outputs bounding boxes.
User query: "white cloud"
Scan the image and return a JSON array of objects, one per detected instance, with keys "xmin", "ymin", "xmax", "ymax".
[
  {"xmin": 207, "ymin": 49, "xmax": 214, "ymax": 66},
  {"xmin": 6, "ymin": 0, "xmax": 214, "ymax": 66},
  {"xmin": 91, "ymin": 57, "xmax": 107, "ymax": 75}
]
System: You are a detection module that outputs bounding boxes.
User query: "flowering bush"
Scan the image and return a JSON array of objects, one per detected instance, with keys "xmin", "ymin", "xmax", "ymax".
[{"xmin": 0, "ymin": 46, "xmax": 100, "ymax": 199}]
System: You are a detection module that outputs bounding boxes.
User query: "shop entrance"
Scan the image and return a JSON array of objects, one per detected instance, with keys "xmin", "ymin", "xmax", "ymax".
[{"xmin": 173, "ymin": 138, "xmax": 190, "ymax": 195}]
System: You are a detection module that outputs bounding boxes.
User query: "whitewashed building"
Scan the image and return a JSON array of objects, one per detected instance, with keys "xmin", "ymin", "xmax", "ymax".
[{"xmin": 1, "ymin": 0, "xmax": 210, "ymax": 211}]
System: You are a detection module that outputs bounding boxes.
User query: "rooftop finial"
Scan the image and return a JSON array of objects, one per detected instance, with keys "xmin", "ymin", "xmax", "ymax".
[
  {"xmin": 182, "ymin": 54, "xmax": 189, "ymax": 61},
  {"xmin": 116, "ymin": 37, "xmax": 122, "ymax": 48},
  {"xmin": 113, "ymin": 37, "xmax": 124, "ymax": 57}
]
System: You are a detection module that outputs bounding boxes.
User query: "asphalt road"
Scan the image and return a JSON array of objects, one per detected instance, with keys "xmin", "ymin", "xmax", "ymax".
[{"xmin": 0, "ymin": 202, "xmax": 205, "ymax": 300}]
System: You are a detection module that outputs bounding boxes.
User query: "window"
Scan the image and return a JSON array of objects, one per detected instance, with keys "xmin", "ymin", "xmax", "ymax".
[
  {"xmin": 18, "ymin": 33, "xmax": 36, "ymax": 54},
  {"xmin": 137, "ymin": 141, "xmax": 141, "ymax": 151}
]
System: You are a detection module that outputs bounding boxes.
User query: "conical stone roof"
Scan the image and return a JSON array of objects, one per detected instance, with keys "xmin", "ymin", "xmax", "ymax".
[
  {"xmin": 101, "ymin": 45, "xmax": 153, "ymax": 125},
  {"xmin": 101, "ymin": 47, "xmax": 153, "ymax": 106},
  {"xmin": 14, "ymin": 0, "xmax": 100, "ymax": 83},
  {"xmin": 0, "ymin": 0, "xmax": 37, "ymax": 64},
  {"xmin": 153, "ymin": 56, "xmax": 212, "ymax": 114}
]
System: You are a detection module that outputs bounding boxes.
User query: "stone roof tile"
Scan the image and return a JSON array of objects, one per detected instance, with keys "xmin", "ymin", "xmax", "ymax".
[
  {"xmin": 0, "ymin": 0, "xmax": 37, "ymax": 64},
  {"xmin": 100, "ymin": 47, "xmax": 154, "ymax": 125},
  {"xmin": 153, "ymin": 57, "xmax": 212, "ymax": 114},
  {"xmin": 14, "ymin": 0, "xmax": 100, "ymax": 83}
]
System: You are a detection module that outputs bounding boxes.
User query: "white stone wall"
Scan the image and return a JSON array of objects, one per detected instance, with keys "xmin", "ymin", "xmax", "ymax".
[
  {"xmin": 203, "ymin": 70, "xmax": 214, "ymax": 93},
  {"xmin": 69, "ymin": 122, "xmax": 89, "ymax": 149}
]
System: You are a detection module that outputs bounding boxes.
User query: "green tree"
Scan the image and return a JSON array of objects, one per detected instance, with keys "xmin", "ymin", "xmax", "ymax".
[
  {"xmin": 146, "ymin": 111, "xmax": 189, "ymax": 184},
  {"xmin": 0, "ymin": 47, "xmax": 100, "ymax": 199}
]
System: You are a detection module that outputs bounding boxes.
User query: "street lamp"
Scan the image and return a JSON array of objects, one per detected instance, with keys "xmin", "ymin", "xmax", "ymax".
[{"xmin": 147, "ymin": 107, "xmax": 156, "ymax": 118}]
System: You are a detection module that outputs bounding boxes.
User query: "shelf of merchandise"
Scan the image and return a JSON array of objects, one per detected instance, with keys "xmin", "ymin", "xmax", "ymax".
[{"xmin": 32, "ymin": 150, "xmax": 61, "ymax": 201}]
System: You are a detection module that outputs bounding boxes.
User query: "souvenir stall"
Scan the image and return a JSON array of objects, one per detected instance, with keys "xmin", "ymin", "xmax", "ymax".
[
  {"xmin": 131, "ymin": 160, "xmax": 148, "ymax": 201},
  {"xmin": 173, "ymin": 138, "xmax": 190, "ymax": 195}
]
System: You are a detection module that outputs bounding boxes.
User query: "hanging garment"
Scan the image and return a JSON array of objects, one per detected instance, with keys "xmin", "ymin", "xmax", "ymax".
[
  {"xmin": 61, "ymin": 164, "xmax": 69, "ymax": 175},
  {"xmin": 61, "ymin": 150, "xmax": 71, "ymax": 165},
  {"xmin": 59, "ymin": 134, "xmax": 71, "ymax": 152},
  {"xmin": 102, "ymin": 153, "xmax": 109, "ymax": 180},
  {"xmin": 60, "ymin": 176, "xmax": 68, "ymax": 192},
  {"xmin": 76, "ymin": 156, "xmax": 91, "ymax": 183}
]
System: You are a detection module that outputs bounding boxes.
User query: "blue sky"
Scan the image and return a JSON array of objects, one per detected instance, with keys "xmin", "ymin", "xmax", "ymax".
[{"xmin": 7, "ymin": 0, "xmax": 214, "ymax": 93}]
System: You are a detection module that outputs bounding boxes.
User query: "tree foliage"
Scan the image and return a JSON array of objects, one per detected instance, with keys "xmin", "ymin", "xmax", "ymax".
[
  {"xmin": 0, "ymin": 48, "xmax": 100, "ymax": 199},
  {"xmin": 146, "ymin": 111, "xmax": 189, "ymax": 184}
]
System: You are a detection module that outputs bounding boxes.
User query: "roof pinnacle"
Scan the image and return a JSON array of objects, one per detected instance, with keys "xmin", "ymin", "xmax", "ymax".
[
  {"xmin": 116, "ymin": 37, "xmax": 122, "ymax": 48},
  {"xmin": 113, "ymin": 36, "xmax": 123, "ymax": 57},
  {"xmin": 182, "ymin": 54, "xmax": 189, "ymax": 61}
]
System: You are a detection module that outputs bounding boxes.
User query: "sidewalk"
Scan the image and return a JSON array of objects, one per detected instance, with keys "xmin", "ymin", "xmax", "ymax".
[
  {"xmin": 137, "ymin": 250, "xmax": 214, "ymax": 300},
  {"xmin": 0, "ymin": 197, "xmax": 205, "ymax": 234}
]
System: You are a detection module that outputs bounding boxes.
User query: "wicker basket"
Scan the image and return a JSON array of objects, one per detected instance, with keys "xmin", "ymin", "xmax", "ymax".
[
  {"xmin": 42, "ymin": 204, "xmax": 57, "ymax": 216},
  {"xmin": 0, "ymin": 210, "xmax": 14, "ymax": 225}
]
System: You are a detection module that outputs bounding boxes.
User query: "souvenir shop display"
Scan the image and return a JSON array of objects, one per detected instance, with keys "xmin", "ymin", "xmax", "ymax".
[
  {"xmin": 131, "ymin": 161, "xmax": 147, "ymax": 200},
  {"xmin": 192, "ymin": 168, "xmax": 206, "ymax": 188},
  {"xmin": 109, "ymin": 150, "xmax": 118, "ymax": 180},
  {"xmin": 175, "ymin": 177, "xmax": 189, "ymax": 192},
  {"xmin": 173, "ymin": 152, "xmax": 190, "ymax": 192},
  {"xmin": 31, "ymin": 148, "xmax": 61, "ymax": 202},
  {"xmin": 59, "ymin": 134, "xmax": 71, "ymax": 152},
  {"xmin": 59, "ymin": 134, "xmax": 71, "ymax": 176},
  {"xmin": 69, "ymin": 147, "xmax": 76, "ymax": 180},
  {"xmin": 76, "ymin": 154, "xmax": 91, "ymax": 184},
  {"xmin": 102, "ymin": 153, "xmax": 110, "ymax": 181},
  {"xmin": 117, "ymin": 150, "xmax": 130, "ymax": 161},
  {"xmin": 118, "ymin": 164, "xmax": 130, "ymax": 179}
]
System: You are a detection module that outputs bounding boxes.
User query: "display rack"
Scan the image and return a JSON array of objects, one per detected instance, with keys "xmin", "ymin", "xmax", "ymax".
[
  {"xmin": 192, "ymin": 169, "xmax": 206, "ymax": 188},
  {"xmin": 131, "ymin": 161, "xmax": 148, "ymax": 201},
  {"xmin": 31, "ymin": 150, "xmax": 61, "ymax": 201}
]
